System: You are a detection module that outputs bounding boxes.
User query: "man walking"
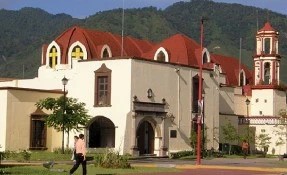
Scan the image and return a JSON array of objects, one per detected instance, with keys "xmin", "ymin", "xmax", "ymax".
[
  {"xmin": 242, "ymin": 139, "xmax": 249, "ymax": 159},
  {"xmin": 70, "ymin": 134, "xmax": 87, "ymax": 175}
]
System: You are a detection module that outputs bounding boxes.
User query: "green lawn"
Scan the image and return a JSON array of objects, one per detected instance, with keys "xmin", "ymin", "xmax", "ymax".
[{"xmin": 0, "ymin": 164, "xmax": 180, "ymax": 175}]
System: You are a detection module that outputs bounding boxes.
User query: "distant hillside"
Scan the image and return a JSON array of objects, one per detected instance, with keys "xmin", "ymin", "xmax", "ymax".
[
  {"xmin": 0, "ymin": 0, "xmax": 287, "ymax": 82},
  {"xmin": 0, "ymin": 7, "xmax": 81, "ymax": 78}
]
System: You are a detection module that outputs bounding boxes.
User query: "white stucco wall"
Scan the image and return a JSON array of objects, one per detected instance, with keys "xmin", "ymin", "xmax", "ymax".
[
  {"xmin": 1, "ymin": 59, "xmax": 132, "ymax": 153},
  {"xmin": 37, "ymin": 59, "xmax": 132, "ymax": 153},
  {"xmin": 274, "ymin": 90, "xmax": 286, "ymax": 116},
  {"xmin": 252, "ymin": 89, "xmax": 275, "ymax": 116},
  {"xmin": 253, "ymin": 124, "xmax": 287, "ymax": 155},
  {"xmin": 66, "ymin": 59, "xmax": 132, "ymax": 152},
  {"xmin": 0, "ymin": 90, "xmax": 7, "ymax": 151},
  {"xmin": 219, "ymin": 87, "xmax": 235, "ymax": 114},
  {"xmin": 131, "ymin": 59, "xmax": 220, "ymax": 152}
]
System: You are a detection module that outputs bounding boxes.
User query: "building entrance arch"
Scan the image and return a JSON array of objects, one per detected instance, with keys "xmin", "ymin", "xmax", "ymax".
[
  {"xmin": 136, "ymin": 120, "xmax": 155, "ymax": 155},
  {"xmin": 88, "ymin": 116, "xmax": 115, "ymax": 148}
]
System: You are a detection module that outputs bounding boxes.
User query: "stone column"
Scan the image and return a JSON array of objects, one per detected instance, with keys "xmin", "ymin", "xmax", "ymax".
[
  {"xmin": 130, "ymin": 112, "xmax": 139, "ymax": 156},
  {"xmin": 160, "ymin": 115, "xmax": 168, "ymax": 156}
]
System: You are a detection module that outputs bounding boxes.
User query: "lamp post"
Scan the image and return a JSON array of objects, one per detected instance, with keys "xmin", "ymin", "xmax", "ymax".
[
  {"xmin": 196, "ymin": 17, "xmax": 207, "ymax": 165},
  {"xmin": 245, "ymin": 98, "xmax": 250, "ymax": 154},
  {"xmin": 61, "ymin": 76, "xmax": 68, "ymax": 154}
]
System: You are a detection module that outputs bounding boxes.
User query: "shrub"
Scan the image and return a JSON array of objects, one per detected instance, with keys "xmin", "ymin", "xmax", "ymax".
[
  {"xmin": 94, "ymin": 150, "xmax": 131, "ymax": 169},
  {"xmin": 20, "ymin": 150, "xmax": 31, "ymax": 161},
  {"xmin": 1, "ymin": 150, "xmax": 31, "ymax": 162},
  {"xmin": 170, "ymin": 150, "xmax": 194, "ymax": 159}
]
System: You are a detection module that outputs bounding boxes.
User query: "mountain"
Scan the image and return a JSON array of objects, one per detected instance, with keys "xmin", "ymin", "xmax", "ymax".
[
  {"xmin": 0, "ymin": 7, "xmax": 81, "ymax": 78},
  {"xmin": 0, "ymin": 0, "xmax": 287, "ymax": 83}
]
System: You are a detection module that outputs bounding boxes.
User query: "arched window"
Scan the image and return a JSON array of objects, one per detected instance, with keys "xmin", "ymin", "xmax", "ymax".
[
  {"xmin": 156, "ymin": 51, "xmax": 165, "ymax": 62},
  {"xmin": 102, "ymin": 49, "xmax": 109, "ymax": 58},
  {"xmin": 101, "ymin": 45, "xmax": 112, "ymax": 58},
  {"xmin": 46, "ymin": 41, "xmax": 61, "ymax": 69},
  {"xmin": 68, "ymin": 41, "xmax": 87, "ymax": 68},
  {"xmin": 202, "ymin": 48, "xmax": 210, "ymax": 64},
  {"xmin": 239, "ymin": 70, "xmax": 246, "ymax": 86},
  {"xmin": 71, "ymin": 46, "xmax": 84, "ymax": 60},
  {"xmin": 48, "ymin": 46, "xmax": 58, "ymax": 69},
  {"xmin": 203, "ymin": 52, "xmax": 208, "ymax": 64},
  {"xmin": 264, "ymin": 62, "xmax": 271, "ymax": 85},
  {"xmin": 154, "ymin": 47, "xmax": 169, "ymax": 62}
]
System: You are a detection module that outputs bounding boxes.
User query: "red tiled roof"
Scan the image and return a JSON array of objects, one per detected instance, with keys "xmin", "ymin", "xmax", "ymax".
[
  {"xmin": 48, "ymin": 26, "xmax": 255, "ymax": 87},
  {"xmin": 53, "ymin": 26, "xmax": 154, "ymax": 63},
  {"xmin": 142, "ymin": 34, "xmax": 201, "ymax": 66},
  {"xmin": 211, "ymin": 54, "xmax": 253, "ymax": 86},
  {"xmin": 258, "ymin": 22, "xmax": 275, "ymax": 32}
]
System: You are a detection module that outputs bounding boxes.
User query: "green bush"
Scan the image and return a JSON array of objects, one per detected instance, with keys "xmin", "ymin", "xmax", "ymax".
[
  {"xmin": 170, "ymin": 150, "xmax": 194, "ymax": 159},
  {"xmin": 20, "ymin": 150, "xmax": 31, "ymax": 161},
  {"xmin": 94, "ymin": 150, "xmax": 131, "ymax": 169},
  {"xmin": 1, "ymin": 150, "xmax": 31, "ymax": 162}
]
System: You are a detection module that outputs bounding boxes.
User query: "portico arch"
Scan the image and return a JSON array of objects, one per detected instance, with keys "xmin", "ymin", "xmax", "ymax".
[{"xmin": 87, "ymin": 116, "xmax": 115, "ymax": 148}]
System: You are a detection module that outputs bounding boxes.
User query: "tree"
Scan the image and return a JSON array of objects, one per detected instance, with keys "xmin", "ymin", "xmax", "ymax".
[
  {"xmin": 256, "ymin": 132, "xmax": 271, "ymax": 157},
  {"xmin": 189, "ymin": 124, "xmax": 208, "ymax": 156},
  {"xmin": 221, "ymin": 121, "xmax": 239, "ymax": 155},
  {"xmin": 36, "ymin": 96, "xmax": 90, "ymax": 153},
  {"xmin": 238, "ymin": 127, "xmax": 254, "ymax": 155},
  {"xmin": 273, "ymin": 109, "xmax": 287, "ymax": 155}
]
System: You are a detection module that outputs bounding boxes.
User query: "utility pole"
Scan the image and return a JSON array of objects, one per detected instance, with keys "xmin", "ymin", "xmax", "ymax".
[{"xmin": 196, "ymin": 17, "xmax": 207, "ymax": 165}]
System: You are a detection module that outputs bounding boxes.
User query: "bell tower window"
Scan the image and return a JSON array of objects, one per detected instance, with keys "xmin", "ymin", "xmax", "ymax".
[
  {"xmin": 263, "ymin": 62, "xmax": 271, "ymax": 85},
  {"xmin": 264, "ymin": 38, "xmax": 271, "ymax": 54}
]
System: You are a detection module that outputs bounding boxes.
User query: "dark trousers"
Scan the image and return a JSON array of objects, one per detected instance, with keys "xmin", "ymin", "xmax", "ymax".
[
  {"xmin": 70, "ymin": 153, "xmax": 87, "ymax": 175},
  {"xmin": 243, "ymin": 148, "xmax": 248, "ymax": 159}
]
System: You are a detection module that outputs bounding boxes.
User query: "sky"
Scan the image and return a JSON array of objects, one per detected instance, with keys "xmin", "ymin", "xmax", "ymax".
[{"xmin": 0, "ymin": 0, "xmax": 286, "ymax": 19}]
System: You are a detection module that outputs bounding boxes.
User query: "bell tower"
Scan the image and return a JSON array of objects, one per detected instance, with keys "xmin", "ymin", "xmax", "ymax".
[{"xmin": 253, "ymin": 22, "xmax": 280, "ymax": 86}]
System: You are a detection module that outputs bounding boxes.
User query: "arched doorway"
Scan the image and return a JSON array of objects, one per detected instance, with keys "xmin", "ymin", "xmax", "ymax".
[
  {"xmin": 88, "ymin": 116, "xmax": 115, "ymax": 148},
  {"xmin": 136, "ymin": 120, "xmax": 155, "ymax": 155}
]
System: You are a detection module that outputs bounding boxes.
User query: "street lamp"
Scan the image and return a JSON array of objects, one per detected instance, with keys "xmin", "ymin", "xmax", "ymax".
[
  {"xmin": 61, "ymin": 76, "xmax": 68, "ymax": 154},
  {"xmin": 245, "ymin": 98, "xmax": 250, "ymax": 154}
]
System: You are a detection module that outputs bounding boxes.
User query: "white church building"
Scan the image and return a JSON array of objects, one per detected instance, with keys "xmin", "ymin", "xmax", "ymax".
[{"xmin": 0, "ymin": 22, "xmax": 286, "ymax": 156}]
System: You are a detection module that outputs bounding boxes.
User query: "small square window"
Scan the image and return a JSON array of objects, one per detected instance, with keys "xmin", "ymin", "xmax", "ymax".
[
  {"xmin": 170, "ymin": 130, "xmax": 177, "ymax": 138},
  {"xmin": 259, "ymin": 111, "xmax": 262, "ymax": 115},
  {"xmin": 256, "ymin": 98, "xmax": 259, "ymax": 102},
  {"xmin": 264, "ymin": 99, "xmax": 267, "ymax": 103},
  {"xmin": 261, "ymin": 129, "xmax": 266, "ymax": 132}
]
